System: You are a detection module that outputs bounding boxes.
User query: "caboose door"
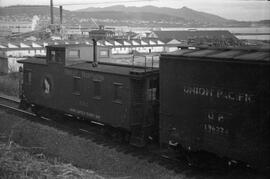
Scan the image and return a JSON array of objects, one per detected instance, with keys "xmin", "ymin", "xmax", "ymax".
[{"xmin": 129, "ymin": 78, "xmax": 147, "ymax": 146}]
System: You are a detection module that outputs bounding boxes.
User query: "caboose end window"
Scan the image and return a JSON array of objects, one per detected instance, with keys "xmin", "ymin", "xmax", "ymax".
[
  {"xmin": 51, "ymin": 51, "xmax": 56, "ymax": 62},
  {"xmin": 48, "ymin": 49, "xmax": 65, "ymax": 63}
]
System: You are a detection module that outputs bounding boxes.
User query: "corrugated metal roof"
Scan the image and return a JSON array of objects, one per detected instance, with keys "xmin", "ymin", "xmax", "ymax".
[
  {"xmin": 184, "ymin": 49, "xmax": 217, "ymax": 57},
  {"xmin": 17, "ymin": 58, "xmax": 47, "ymax": 65},
  {"xmin": 234, "ymin": 52, "xmax": 269, "ymax": 61},
  {"xmin": 163, "ymin": 48, "xmax": 270, "ymax": 62},
  {"xmin": 165, "ymin": 49, "xmax": 194, "ymax": 55},
  {"xmin": 208, "ymin": 50, "xmax": 244, "ymax": 59}
]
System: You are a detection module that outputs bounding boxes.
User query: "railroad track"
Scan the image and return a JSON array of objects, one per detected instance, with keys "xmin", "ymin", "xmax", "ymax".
[
  {"xmin": 0, "ymin": 94, "xmax": 37, "ymax": 120},
  {"xmin": 0, "ymin": 94, "xmax": 188, "ymax": 171},
  {"xmin": 0, "ymin": 94, "xmax": 261, "ymax": 176},
  {"xmin": 0, "ymin": 94, "xmax": 20, "ymax": 107}
]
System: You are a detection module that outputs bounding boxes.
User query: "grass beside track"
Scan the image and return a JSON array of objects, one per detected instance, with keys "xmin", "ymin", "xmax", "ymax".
[
  {"xmin": 0, "ymin": 73, "xmax": 19, "ymax": 97},
  {"xmin": 0, "ymin": 111, "xmax": 187, "ymax": 179},
  {"xmin": 0, "ymin": 140, "xmax": 103, "ymax": 179}
]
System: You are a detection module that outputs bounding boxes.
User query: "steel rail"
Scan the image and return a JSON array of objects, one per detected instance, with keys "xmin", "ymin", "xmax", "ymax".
[{"xmin": 0, "ymin": 94, "xmax": 256, "ymax": 174}]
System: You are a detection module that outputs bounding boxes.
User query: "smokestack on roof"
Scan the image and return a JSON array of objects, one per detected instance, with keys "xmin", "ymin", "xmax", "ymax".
[{"xmin": 92, "ymin": 39, "xmax": 98, "ymax": 67}]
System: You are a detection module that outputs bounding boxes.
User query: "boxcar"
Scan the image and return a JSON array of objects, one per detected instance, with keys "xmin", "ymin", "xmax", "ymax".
[
  {"xmin": 159, "ymin": 48, "xmax": 270, "ymax": 167},
  {"xmin": 19, "ymin": 44, "xmax": 159, "ymax": 147}
]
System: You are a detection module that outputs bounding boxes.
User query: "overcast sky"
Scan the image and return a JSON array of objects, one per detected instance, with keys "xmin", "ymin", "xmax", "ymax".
[{"xmin": 0, "ymin": 0, "xmax": 269, "ymax": 21}]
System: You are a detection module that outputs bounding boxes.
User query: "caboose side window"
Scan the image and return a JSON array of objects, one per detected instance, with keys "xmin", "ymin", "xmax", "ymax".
[
  {"xmin": 113, "ymin": 83, "xmax": 123, "ymax": 103},
  {"xmin": 93, "ymin": 80, "xmax": 101, "ymax": 99},
  {"xmin": 49, "ymin": 50, "xmax": 64, "ymax": 63},
  {"xmin": 51, "ymin": 51, "xmax": 56, "ymax": 62},
  {"xmin": 72, "ymin": 76, "xmax": 81, "ymax": 95}
]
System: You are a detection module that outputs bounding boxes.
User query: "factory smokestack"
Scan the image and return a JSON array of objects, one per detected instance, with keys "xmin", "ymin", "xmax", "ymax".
[
  {"xmin": 50, "ymin": 0, "xmax": 54, "ymax": 24},
  {"xmin": 60, "ymin": 5, "xmax": 63, "ymax": 24}
]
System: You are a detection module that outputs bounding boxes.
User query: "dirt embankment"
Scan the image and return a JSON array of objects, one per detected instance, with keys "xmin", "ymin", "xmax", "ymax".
[
  {"xmin": 0, "ymin": 73, "xmax": 19, "ymax": 97},
  {"xmin": 0, "ymin": 140, "xmax": 103, "ymax": 179},
  {"xmin": 0, "ymin": 111, "xmax": 185, "ymax": 179}
]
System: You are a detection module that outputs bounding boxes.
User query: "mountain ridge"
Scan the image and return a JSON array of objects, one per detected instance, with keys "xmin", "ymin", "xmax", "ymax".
[
  {"xmin": 77, "ymin": 5, "xmax": 232, "ymax": 23},
  {"xmin": 75, "ymin": 5, "xmax": 268, "ymax": 26},
  {"xmin": 0, "ymin": 5, "xmax": 269, "ymax": 27}
]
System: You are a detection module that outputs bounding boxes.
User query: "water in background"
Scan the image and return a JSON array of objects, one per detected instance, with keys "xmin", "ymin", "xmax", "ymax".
[
  {"xmin": 160, "ymin": 27, "xmax": 270, "ymax": 33},
  {"xmin": 123, "ymin": 26, "xmax": 270, "ymax": 41},
  {"xmin": 161, "ymin": 27, "xmax": 270, "ymax": 41}
]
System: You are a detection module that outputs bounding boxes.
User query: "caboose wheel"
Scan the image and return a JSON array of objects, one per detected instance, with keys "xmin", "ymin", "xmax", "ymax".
[
  {"xmin": 124, "ymin": 132, "xmax": 131, "ymax": 143},
  {"xmin": 116, "ymin": 131, "xmax": 125, "ymax": 143},
  {"xmin": 111, "ymin": 130, "xmax": 123, "ymax": 143},
  {"xmin": 19, "ymin": 100, "xmax": 30, "ymax": 110},
  {"xmin": 31, "ymin": 105, "xmax": 41, "ymax": 116}
]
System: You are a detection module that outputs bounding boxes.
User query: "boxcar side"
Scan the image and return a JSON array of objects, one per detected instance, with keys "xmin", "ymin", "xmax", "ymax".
[{"xmin": 159, "ymin": 49, "xmax": 270, "ymax": 167}]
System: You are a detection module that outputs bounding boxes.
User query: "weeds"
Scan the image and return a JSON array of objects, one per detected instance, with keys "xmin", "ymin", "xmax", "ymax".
[
  {"xmin": 0, "ymin": 73, "xmax": 19, "ymax": 97},
  {"xmin": 0, "ymin": 139, "xmax": 103, "ymax": 179},
  {"xmin": 0, "ymin": 111, "xmax": 185, "ymax": 179}
]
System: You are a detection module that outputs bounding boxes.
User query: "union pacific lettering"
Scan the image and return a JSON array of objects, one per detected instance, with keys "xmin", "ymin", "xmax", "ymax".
[{"xmin": 183, "ymin": 86, "xmax": 254, "ymax": 103}]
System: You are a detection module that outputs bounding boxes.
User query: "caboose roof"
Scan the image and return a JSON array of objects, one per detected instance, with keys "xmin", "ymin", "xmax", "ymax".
[
  {"xmin": 17, "ymin": 57, "xmax": 47, "ymax": 65},
  {"xmin": 65, "ymin": 62, "xmax": 158, "ymax": 76},
  {"xmin": 17, "ymin": 58, "xmax": 158, "ymax": 76}
]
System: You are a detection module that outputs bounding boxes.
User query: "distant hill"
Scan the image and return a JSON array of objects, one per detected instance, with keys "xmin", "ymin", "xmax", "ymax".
[
  {"xmin": 1, "ymin": 5, "xmax": 269, "ymax": 27},
  {"xmin": 75, "ymin": 10, "xmax": 188, "ymax": 24},
  {"xmin": 254, "ymin": 20, "xmax": 270, "ymax": 26},
  {"xmin": 77, "ymin": 5, "xmax": 246, "ymax": 26},
  {"xmin": 77, "ymin": 5, "xmax": 233, "ymax": 25},
  {"xmin": 0, "ymin": 5, "xmax": 69, "ymax": 17}
]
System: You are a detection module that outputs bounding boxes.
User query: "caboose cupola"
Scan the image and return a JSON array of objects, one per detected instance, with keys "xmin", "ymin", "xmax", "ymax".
[{"xmin": 45, "ymin": 44, "xmax": 111, "ymax": 66}]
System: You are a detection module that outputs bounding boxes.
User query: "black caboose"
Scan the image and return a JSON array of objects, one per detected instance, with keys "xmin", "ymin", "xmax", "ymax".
[{"xmin": 18, "ymin": 44, "xmax": 159, "ymax": 147}]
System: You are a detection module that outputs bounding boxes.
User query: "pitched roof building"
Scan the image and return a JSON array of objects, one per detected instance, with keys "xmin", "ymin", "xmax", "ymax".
[{"xmin": 151, "ymin": 30, "xmax": 242, "ymax": 47}]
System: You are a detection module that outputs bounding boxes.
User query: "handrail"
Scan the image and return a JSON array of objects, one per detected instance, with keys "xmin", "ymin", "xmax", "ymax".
[{"xmin": 131, "ymin": 50, "xmax": 159, "ymax": 71}]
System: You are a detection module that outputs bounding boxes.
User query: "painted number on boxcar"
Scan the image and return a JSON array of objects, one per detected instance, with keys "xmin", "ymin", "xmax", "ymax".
[
  {"xmin": 204, "ymin": 111, "xmax": 230, "ymax": 136},
  {"xmin": 183, "ymin": 85, "xmax": 255, "ymax": 136}
]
